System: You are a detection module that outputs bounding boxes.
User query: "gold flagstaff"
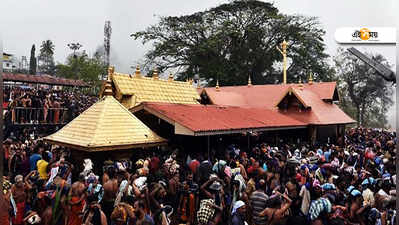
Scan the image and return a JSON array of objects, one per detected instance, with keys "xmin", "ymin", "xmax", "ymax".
[{"xmin": 277, "ymin": 40, "xmax": 288, "ymax": 84}]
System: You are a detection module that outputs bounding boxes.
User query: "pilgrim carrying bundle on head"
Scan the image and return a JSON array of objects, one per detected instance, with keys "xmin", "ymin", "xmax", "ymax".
[
  {"xmin": 134, "ymin": 177, "xmax": 147, "ymax": 191},
  {"xmin": 82, "ymin": 159, "xmax": 94, "ymax": 177}
]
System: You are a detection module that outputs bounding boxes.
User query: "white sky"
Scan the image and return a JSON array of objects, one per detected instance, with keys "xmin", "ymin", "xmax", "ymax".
[{"xmin": 0, "ymin": 0, "xmax": 397, "ymax": 128}]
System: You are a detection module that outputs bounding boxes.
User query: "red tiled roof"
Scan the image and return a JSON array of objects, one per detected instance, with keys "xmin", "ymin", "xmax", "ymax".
[
  {"xmin": 302, "ymin": 82, "xmax": 338, "ymax": 100},
  {"xmin": 281, "ymin": 104, "xmax": 355, "ymax": 125},
  {"xmin": 274, "ymin": 86, "xmax": 313, "ymax": 108},
  {"xmin": 203, "ymin": 82, "xmax": 338, "ymax": 108},
  {"xmin": 132, "ymin": 102, "xmax": 307, "ymax": 136},
  {"xmin": 3, "ymin": 73, "xmax": 89, "ymax": 87},
  {"xmin": 202, "ymin": 82, "xmax": 355, "ymax": 126},
  {"xmin": 280, "ymin": 87, "xmax": 355, "ymax": 125}
]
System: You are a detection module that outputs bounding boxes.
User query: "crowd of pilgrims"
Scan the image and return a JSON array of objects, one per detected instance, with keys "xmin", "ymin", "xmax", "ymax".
[
  {"xmin": 0, "ymin": 127, "xmax": 396, "ymax": 225},
  {"xmin": 3, "ymin": 86, "xmax": 97, "ymax": 124}
]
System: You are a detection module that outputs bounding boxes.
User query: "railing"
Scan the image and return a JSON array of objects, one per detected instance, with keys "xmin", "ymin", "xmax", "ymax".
[{"xmin": 7, "ymin": 107, "xmax": 69, "ymax": 125}]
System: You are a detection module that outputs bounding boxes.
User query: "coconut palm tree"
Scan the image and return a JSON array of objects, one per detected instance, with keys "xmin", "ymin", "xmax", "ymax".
[
  {"xmin": 40, "ymin": 40, "xmax": 55, "ymax": 55},
  {"xmin": 39, "ymin": 40, "xmax": 55, "ymax": 74}
]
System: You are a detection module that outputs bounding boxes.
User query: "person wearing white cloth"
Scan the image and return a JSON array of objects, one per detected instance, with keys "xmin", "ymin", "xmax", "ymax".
[{"xmin": 231, "ymin": 200, "xmax": 248, "ymax": 225}]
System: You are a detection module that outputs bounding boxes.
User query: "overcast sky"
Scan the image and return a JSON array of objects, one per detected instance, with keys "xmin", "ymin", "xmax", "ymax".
[{"xmin": 0, "ymin": 0, "xmax": 397, "ymax": 127}]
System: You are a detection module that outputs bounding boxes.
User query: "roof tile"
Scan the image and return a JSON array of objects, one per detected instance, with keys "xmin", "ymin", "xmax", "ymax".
[
  {"xmin": 45, "ymin": 95, "xmax": 166, "ymax": 151},
  {"xmin": 203, "ymin": 82, "xmax": 355, "ymax": 125},
  {"xmin": 3, "ymin": 73, "xmax": 88, "ymax": 87},
  {"xmin": 136, "ymin": 102, "xmax": 307, "ymax": 135},
  {"xmin": 110, "ymin": 73, "xmax": 200, "ymax": 109}
]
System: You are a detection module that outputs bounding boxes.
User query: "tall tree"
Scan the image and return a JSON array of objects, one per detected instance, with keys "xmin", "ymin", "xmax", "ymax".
[
  {"xmin": 29, "ymin": 44, "xmax": 37, "ymax": 75},
  {"xmin": 38, "ymin": 40, "xmax": 56, "ymax": 75},
  {"xmin": 55, "ymin": 49, "xmax": 106, "ymax": 93},
  {"xmin": 132, "ymin": 0, "xmax": 333, "ymax": 86},
  {"xmin": 334, "ymin": 48, "xmax": 393, "ymax": 128}
]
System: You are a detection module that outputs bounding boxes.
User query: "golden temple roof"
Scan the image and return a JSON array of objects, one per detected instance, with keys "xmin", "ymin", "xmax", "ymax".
[
  {"xmin": 44, "ymin": 94, "xmax": 166, "ymax": 152},
  {"xmin": 108, "ymin": 70, "xmax": 200, "ymax": 109}
]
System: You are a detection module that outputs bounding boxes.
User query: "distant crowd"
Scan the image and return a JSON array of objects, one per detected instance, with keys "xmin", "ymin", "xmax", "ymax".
[{"xmin": 3, "ymin": 86, "xmax": 97, "ymax": 126}]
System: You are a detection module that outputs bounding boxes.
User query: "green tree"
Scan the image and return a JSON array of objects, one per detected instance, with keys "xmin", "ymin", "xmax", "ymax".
[
  {"xmin": 29, "ymin": 44, "xmax": 37, "ymax": 75},
  {"xmin": 132, "ymin": 0, "xmax": 333, "ymax": 86},
  {"xmin": 39, "ymin": 40, "xmax": 56, "ymax": 75},
  {"xmin": 333, "ymin": 48, "xmax": 393, "ymax": 128},
  {"xmin": 55, "ymin": 49, "xmax": 106, "ymax": 93},
  {"xmin": 55, "ymin": 64, "xmax": 74, "ymax": 79}
]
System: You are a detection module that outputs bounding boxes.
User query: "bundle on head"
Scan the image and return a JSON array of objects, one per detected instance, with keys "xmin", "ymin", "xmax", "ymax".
[{"xmin": 82, "ymin": 159, "xmax": 94, "ymax": 177}]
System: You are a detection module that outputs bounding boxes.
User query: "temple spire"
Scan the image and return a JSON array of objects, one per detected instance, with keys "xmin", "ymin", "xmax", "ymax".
[
  {"xmin": 216, "ymin": 80, "xmax": 220, "ymax": 91},
  {"xmin": 298, "ymin": 76, "xmax": 303, "ymax": 90},
  {"xmin": 152, "ymin": 68, "xmax": 159, "ymax": 80},
  {"xmin": 103, "ymin": 66, "xmax": 114, "ymax": 96},
  {"xmin": 135, "ymin": 65, "xmax": 141, "ymax": 78},
  {"xmin": 248, "ymin": 75, "xmax": 252, "ymax": 86},
  {"xmin": 168, "ymin": 72, "xmax": 174, "ymax": 82},
  {"xmin": 308, "ymin": 72, "xmax": 313, "ymax": 85}
]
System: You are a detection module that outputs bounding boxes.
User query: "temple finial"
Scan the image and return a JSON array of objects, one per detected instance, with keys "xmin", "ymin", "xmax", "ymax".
[
  {"xmin": 107, "ymin": 66, "xmax": 114, "ymax": 81},
  {"xmin": 168, "ymin": 72, "xmax": 174, "ymax": 82},
  {"xmin": 248, "ymin": 75, "xmax": 252, "ymax": 86},
  {"xmin": 308, "ymin": 72, "xmax": 313, "ymax": 85},
  {"xmin": 152, "ymin": 68, "xmax": 159, "ymax": 80},
  {"xmin": 298, "ymin": 76, "xmax": 303, "ymax": 90},
  {"xmin": 216, "ymin": 80, "xmax": 220, "ymax": 91},
  {"xmin": 104, "ymin": 66, "xmax": 114, "ymax": 96},
  {"xmin": 135, "ymin": 65, "xmax": 141, "ymax": 78}
]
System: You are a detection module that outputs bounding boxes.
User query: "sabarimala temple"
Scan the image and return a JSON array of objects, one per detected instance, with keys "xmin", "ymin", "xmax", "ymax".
[{"xmin": 44, "ymin": 41, "xmax": 355, "ymax": 162}]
